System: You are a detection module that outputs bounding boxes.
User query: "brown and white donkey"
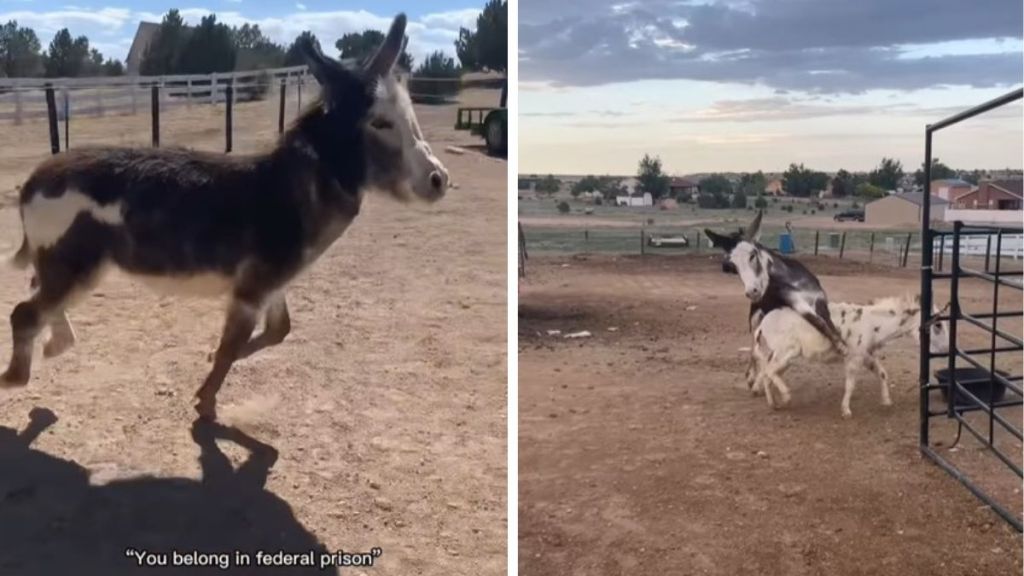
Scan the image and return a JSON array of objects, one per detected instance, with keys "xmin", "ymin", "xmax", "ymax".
[{"xmin": 3, "ymin": 14, "xmax": 447, "ymax": 420}]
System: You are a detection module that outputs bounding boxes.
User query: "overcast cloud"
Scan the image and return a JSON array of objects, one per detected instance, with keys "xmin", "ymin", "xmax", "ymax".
[{"xmin": 520, "ymin": 0, "xmax": 1023, "ymax": 92}]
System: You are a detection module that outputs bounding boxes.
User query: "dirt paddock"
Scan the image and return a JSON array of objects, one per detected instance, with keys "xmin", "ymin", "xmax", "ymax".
[
  {"xmin": 0, "ymin": 90, "xmax": 506, "ymax": 574},
  {"xmin": 519, "ymin": 254, "xmax": 1022, "ymax": 576}
]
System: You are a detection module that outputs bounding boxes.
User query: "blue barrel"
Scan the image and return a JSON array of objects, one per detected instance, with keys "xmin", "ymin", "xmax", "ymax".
[{"xmin": 778, "ymin": 233, "xmax": 795, "ymax": 254}]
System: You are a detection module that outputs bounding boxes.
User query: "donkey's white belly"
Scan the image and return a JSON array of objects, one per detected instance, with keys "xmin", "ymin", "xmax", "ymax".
[
  {"xmin": 22, "ymin": 190, "xmax": 123, "ymax": 250},
  {"xmin": 129, "ymin": 271, "xmax": 235, "ymax": 297}
]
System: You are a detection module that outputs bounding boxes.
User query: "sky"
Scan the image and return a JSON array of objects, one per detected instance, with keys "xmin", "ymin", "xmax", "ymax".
[
  {"xmin": 520, "ymin": 0, "xmax": 1024, "ymax": 175},
  {"xmin": 0, "ymin": 0, "xmax": 481, "ymax": 68}
]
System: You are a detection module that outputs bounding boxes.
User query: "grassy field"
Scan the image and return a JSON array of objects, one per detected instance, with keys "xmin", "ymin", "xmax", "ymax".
[{"xmin": 519, "ymin": 196, "xmax": 921, "ymax": 261}]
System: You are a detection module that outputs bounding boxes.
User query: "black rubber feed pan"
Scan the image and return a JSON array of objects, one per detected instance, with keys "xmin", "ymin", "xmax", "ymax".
[{"xmin": 935, "ymin": 367, "xmax": 1008, "ymax": 407}]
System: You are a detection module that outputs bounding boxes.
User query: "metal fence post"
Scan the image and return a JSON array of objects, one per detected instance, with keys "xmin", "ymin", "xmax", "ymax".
[
  {"xmin": 278, "ymin": 78, "xmax": 286, "ymax": 134},
  {"xmin": 151, "ymin": 84, "xmax": 160, "ymax": 147},
  {"xmin": 45, "ymin": 85, "xmax": 60, "ymax": 154},
  {"xmin": 903, "ymin": 232, "xmax": 912, "ymax": 267},
  {"xmin": 225, "ymin": 79, "xmax": 233, "ymax": 153},
  {"xmin": 839, "ymin": 231, "xmax": 846, "ymax": 259},
  {"xmin": 869, "ymin": 232, "xmax": 875, "ymax": 263},
  {"xmin": 814, "ymin": 230, "xmax": 820, "ymax": 255}
]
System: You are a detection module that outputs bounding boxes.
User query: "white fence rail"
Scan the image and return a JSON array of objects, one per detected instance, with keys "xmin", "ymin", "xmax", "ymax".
[
  {"xmin": 0, "ymin": 65, "xmax": 312, "ymax": 124},
  {"xmin": 933, "ymin": 234, "xmax": 1024, "ymax": 260}
]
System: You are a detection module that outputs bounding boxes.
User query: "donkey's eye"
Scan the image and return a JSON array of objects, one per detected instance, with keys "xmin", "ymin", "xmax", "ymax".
[
  {"xmin": 370, "ymin": 117, "xmax": 394, "ymax": 130},
  {"xmin": 749, "ymin": 252, "xmax": 756, "ymax": 262}
]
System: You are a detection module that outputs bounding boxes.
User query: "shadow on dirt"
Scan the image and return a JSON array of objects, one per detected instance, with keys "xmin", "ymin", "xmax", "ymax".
[
  {"xmin": 462, "ymin": 143, "xmax": 506, "ymax": 159},
  {"xmin": 0, "ymin": 408, "xmax": 337, "ymax": 575}
]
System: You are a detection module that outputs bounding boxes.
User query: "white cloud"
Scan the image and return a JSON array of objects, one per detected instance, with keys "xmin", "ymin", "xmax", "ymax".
[
  {"xmin": 295, "ymin": 3, "xmax": 306, "ymax": 11},
  {"xmin": 0, "ymin": 7, "xmax": 132, "ymax": 35},
  {"xmin": 0, "ymin": 5, "xmax": 481, "ymax": 66}
]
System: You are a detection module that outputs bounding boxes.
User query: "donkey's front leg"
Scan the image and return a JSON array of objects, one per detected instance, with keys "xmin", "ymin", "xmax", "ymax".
[
  {"xmin": 863, "ymin": 355, "xmax": 892, "ymax": 406},
  {"xmin": 194, "ymin": 298, "xmax": 259, "ymax": 420},
  {"xmin": 840, "ymin": 360, "xmax": 859, "ymax": 418},
  {"xmin": 237, "ymin": 293, "xmax": 291, "ymax": 360}
]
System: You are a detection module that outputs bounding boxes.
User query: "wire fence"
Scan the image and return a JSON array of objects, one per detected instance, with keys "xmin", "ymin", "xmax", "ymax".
[{"xmin": 520, "ymin": 224, "xmax": 1024, "ymax": 271}]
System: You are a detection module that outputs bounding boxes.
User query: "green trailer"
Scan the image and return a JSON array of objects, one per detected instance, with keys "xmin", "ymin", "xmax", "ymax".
[{"xmin": 455, "ymin": 80, "xmax": 507, "ymax": 155}]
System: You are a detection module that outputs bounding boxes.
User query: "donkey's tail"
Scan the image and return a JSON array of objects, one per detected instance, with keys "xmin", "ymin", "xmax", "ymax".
[{"xmin": 7, "ymin": 234, "xmax": 31, "ymax": 269}]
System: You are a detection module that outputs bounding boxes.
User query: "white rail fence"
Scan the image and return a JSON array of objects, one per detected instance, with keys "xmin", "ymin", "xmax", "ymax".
[
  {"xmin": 0, "ymin": 65, "xmax": 312, "ymax": 124},
  {"xmin": 0, "ymin": 66, "xmax": 477, "ymax": 124}
]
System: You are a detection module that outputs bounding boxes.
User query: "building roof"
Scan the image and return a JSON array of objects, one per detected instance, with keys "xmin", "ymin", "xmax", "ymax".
[
  {"xmin": 125, "ymin": 22, "xmax": 161, "ymax": 74},
  {"xmin": 670, "ymin": 177, "xmax": 698, "ymax": 187},
  {"xmin": 988, "ymin": 179, "xmax": 1023, "ymax": 199},
  {"xmin": 884, "ymin": 192, "xmax": 949, "ymax": 207},
  {"xmin": 932, "ymin": 178, "xmax": 972, "ymax": 187}
]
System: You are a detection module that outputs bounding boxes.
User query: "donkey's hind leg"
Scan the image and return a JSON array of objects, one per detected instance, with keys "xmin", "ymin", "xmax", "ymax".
[
  {"xmin": 194, "ymin": 297, "xmax": 260, "ymax": 420},
  {"xmin": 237, "ymin": 293, "xmax": 290, "ymax": 360},
  {"xmin": 43, "ymin": 310, "xmax": 76, "ymax": 358},
  {"xmin": 3, "ymin": 285, "xmax": 77, "ymax": 386}
]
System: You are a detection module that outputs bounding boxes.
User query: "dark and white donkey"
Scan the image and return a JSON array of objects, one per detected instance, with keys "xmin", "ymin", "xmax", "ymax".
[
  {"xmin": 2, "ymin": 14, "xmax": 447, "ymax": 420},
  {"xmin": 705, "ymin": 212, "xmax": 847, "ymax": 358}
]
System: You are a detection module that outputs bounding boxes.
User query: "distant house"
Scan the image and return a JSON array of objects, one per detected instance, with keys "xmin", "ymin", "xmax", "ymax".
[
  {"xmin": 669, "ymin": 177, "xmax": 699, "ymax": 197},
  {"xmin": 930, "ymin": 179, "xmax": 973, "ymax": 203},
  {"xmin": 765, "ymin": 178, "xmax": 785, "ymax": 196},
  {"xmin": 953, "ymin": 179, "xmax": 1023, "ymax": 210},
  {"xmin": 125, "ymin": 22, "xmax": 161, "ymax": 75},
  {"xmin": 865, "ymin": 192, "xmax": 948, "ymax": 226},
  {"xmin": 616, "ymin": 192, "xmax": 653, "ymax": 207}
]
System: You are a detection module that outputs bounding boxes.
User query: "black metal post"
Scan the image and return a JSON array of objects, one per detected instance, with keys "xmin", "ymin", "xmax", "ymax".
[
  {"xmin": 278, "ymin": 79, "xmax": 286, "ymax": 134},
  {"xmin": 919, "ymin": 126, "xmax": 933, "ymax": 447},
  {"xmin": 151, "ymin": 85, "xmax": 160, "ymax": 147},
  {"xmin": 814, "ymin": 230, "xmax": 819, "ymax": 255},
  {"xmin": 838, "ymin": 232, "xmax": 846, "ymax": 259},
  {"xmin": 225, "ymin": 80, "xmax": 233, "ymax": 153},
  {"xmin": 869, "ymin": 232, "xmax": 875, "ymax": 263},
  {"xmin": 45, "ymin": 85, "xmax": 60, "ymax": 154},
  {"xmin": 63, "ymin": 90, "xmax": 69, "ymax": 150},
  {"xmin": 946, "ymin": 221, "xmax": 962, "ymax": 418}
]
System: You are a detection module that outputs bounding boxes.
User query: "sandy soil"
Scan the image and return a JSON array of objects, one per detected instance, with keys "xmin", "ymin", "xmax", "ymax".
[
  {"xmin": 0, "ymin": 90, "xmax": 507, "ymax": 574},
  {"xmin": 519, "ymin": 254, "xmax": 1022, "ymax": 576}
]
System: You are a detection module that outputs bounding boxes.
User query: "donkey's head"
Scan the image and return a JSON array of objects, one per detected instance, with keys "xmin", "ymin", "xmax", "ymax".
[
  {"xmin": 299, "ymin": 14, "xmax": 449, "ymax": 202},
  {"xmin": 911, "ymin": 296, "xmax": 952, "ymax": 354},
  {"xmin": 705, "ymin": 211, "xmax": 772, "ymax": 301}
]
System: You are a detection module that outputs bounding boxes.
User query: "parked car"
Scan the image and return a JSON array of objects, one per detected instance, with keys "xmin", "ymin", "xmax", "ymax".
[{"xmin": 834, "ymin": 209, "xmax": 865, "ymax": 222}]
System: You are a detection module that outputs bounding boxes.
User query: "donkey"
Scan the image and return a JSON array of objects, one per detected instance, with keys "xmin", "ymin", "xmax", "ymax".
[
  {"xmin": 2, "ymin": 14, "xmax": 448, "ymax": 420},
  {"xmin": 705, "ymin": 211, "xmax": 847, "ymax": 357},
  {"xmin": 751, "ymin": 294, "xmax": 950, "ymax": 417}
]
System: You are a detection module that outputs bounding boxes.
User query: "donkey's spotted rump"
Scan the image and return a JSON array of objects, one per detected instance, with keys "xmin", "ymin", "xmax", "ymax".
[{"xmin": 2, "ymin": 14, "xmax": 449, "ymax": 421}]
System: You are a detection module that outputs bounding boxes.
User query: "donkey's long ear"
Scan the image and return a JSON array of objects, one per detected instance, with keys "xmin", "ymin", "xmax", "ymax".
[
  {"xmin": 298, "ymin": 37, "xmax": 334, "ymax": 87},
  {"xmin": 704, "ymin": 229, "xmax": 736, "ymax": 252},
  {"xmin": 365, "ymin": 13, "xmax": 407, "ymax": 78},
  {"xmin": 743, "ymin": 210, "xmax": 763, "ymax": 242}
]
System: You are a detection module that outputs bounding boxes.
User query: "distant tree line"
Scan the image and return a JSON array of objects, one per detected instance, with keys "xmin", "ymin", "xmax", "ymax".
[
  {"xmin": 0, "ymin": 20, "xmax": 123, "ymax": 78},
  {"xmin": 1, "ymin": 2, "xmax": 507, "ymax": 80},
  {"xmin": 545, "ymin": 153, "xmax": 1005, "ymax": 212}
]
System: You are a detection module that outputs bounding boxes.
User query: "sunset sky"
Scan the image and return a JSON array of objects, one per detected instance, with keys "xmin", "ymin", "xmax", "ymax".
[{"xmin": 520, "ymin": 0, "xmax": 1024, "ymax": 176}]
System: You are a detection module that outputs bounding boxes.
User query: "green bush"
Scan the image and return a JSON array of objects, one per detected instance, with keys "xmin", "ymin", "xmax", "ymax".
[{"xmin": 556, "ymin": 201, "xmax": 570, "ymax": 214}]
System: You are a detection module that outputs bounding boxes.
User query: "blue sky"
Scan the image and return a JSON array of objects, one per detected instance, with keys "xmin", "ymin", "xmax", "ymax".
[
  {"xmin": 0, "ymin": 0, "xmax": 481, "ymax": 65},
  {"xmin": 521, "ymin": 0, "xmax": 1024, "ymax": 174}
]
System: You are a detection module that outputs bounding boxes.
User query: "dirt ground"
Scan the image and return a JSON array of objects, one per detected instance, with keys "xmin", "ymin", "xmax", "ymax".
[
  {"xmin": 0, "ymin": 89, "xmax": 506, "ymax": 574},
  {"xmin": 519, "ymin": 254, "xmax": 1022, "ymax": 576}
]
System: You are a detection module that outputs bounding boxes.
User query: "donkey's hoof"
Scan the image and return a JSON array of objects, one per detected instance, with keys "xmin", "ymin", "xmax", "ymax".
[
  {"xmin": 841, "ymin": 409, "xmax": 853, "ymax": 419},
  {"xmin": 0, "ymin": 368, "xmax": 29, "ymax": 388}
]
